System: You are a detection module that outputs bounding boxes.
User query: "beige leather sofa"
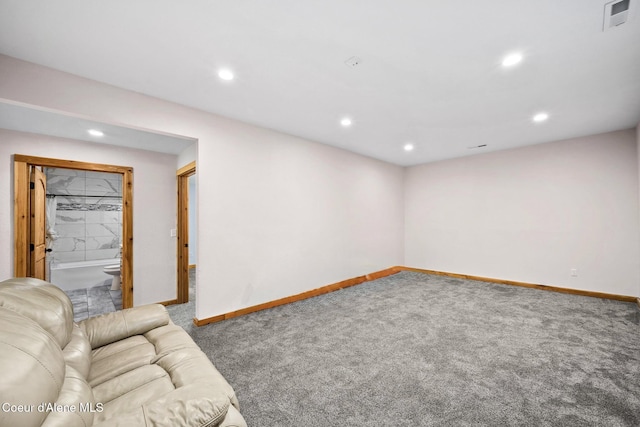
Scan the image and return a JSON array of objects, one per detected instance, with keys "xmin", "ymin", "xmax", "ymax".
[{"xmin": 0, "ymin": 277, "xmax": 247, "ymax": 427}]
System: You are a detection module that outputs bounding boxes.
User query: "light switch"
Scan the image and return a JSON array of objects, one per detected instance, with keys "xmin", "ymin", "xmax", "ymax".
[{"xmin": 170, "ymin": 229, "xmax": 176, "ymax": 237}]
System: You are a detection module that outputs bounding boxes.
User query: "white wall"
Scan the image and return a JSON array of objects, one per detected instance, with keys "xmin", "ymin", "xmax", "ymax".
[
  {"xmin": 405, "ymin": 129, "xmax": 640, "ymax": 297},
  {"xmin": 202, "ymin": 124, "xmax": 404, "ymax": 311},
  {"xmin": 0, "ymin": 129, "xmax": 178, "ymax": 305},
  {"xmin": 0, "ymin": 55, "xmax": 405, "ymax": 319}
]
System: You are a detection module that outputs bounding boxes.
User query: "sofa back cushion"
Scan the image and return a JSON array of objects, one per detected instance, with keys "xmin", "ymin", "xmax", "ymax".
[
  {"xmin": 0, "ymin": 307, "xmax": 66, "ymax": 427},
  {"xmin": 0, "ymin": 278, "xmax": 74, "ymax": 348}
]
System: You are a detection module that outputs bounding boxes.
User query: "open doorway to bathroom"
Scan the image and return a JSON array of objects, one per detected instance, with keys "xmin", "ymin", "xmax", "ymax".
[
  {"xmin": 13, "ymin": 154, "xmax": 133, "ymax": 311},
  {"xmin": 44, "ymin": 166, "xmax": 124, "ymax": 320}
]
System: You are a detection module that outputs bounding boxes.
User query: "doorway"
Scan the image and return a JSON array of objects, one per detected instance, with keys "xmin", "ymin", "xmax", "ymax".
[
  {"xmin": 13, "ymin": 154, "xmax": 134, "ymax": 309},
  {"xmin": 176, "ymin": 161, "xmax": 195, "ymax": 304}
]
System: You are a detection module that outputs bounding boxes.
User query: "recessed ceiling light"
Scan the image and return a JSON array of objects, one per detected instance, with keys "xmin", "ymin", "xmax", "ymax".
[
  {"xmin": 218, "ymin": 69, "xmax": 235, "ymax": 81},
  {"xmin": 88, "ymin": 129, "xmax": 104, "ymax": 137},
  {"xmin": 403, "ymin": 143, "xmax": 414, "ymax": 152},
  {"xmin": 502, "ymin": 52, "xmax": 523, "ymax": 67},
  {"xmin": 340, "ymin": 117, "xmax": 352, "ymax": 127},
  {"xmin": 532, "ymin": 112, "xmax": 549, "ymax": 123}
]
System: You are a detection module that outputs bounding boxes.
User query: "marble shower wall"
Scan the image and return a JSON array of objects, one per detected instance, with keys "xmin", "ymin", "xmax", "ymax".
[{"xmin": 45, "ymin": 168, "xmax": 122, "ymax": 263}]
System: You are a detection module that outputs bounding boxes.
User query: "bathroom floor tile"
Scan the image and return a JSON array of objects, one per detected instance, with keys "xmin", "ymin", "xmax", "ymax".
[{"xmin": 64, "ymin": 268, "xmax": 196, "ymax": 322}]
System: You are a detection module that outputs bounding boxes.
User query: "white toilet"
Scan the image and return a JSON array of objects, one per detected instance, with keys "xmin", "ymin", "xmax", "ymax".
[{"xmin": 103, "ymin": 263, "xmax": 121, "ymax": 291}]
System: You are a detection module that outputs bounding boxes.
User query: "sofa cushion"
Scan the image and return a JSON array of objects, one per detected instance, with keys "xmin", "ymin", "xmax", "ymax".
[
  {"xmin": 0, "ymin": 307, "xmax": 66, "ymax": 427},
  {"xmin": 92, "ymin": 364, "xmax": 172, "ymax": 405},
  {"xmin": 0, "ymin": 278, "xmax": 74, "ymax": 348},
  {"xmin": 91, "ymin": 384, "xmax": 231, "ymax": 427},
  {"xmin": 88, "ymin": 331, "xmax": 242, "ymax": 426},
  {"xmin": 93, "ymin": 365, "xmax": 175, "ymax": 424},
  {"xmin": 88, "ymin": 336, "xmax": 156, "ymax": 387}
]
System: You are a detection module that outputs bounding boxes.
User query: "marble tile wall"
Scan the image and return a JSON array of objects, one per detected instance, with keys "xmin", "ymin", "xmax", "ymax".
[{"xmin": 45, "ymin": 168, "xmax": 123, "ymax": 263}]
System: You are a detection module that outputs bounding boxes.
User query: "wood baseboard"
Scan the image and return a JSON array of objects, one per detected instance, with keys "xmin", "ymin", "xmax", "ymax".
[
  {"xmin": 193, "ymin": 265, "xmax": 637, "ymax": 327},
  {"xmin": 394, "ymin": 266, "xmax": 637, "ymax": 303},
  {"xmin": 193, "ymin": 266, "xmax": 400, "ymax": 326},
  {"xmin": 158, "ymin": 299, "xmax": 178, "ymax": 306},
  {"xmin": 189, "ymin": 264, "xmax": 196, "ymax": 270}
]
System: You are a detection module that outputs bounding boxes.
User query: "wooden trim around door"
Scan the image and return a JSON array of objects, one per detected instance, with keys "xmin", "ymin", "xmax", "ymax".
[
  {"xmin": 13, "ymin": 160, "xmax": 29, "ymax": 277},
  {"xmin": 13, "ymin": 154, "xmax": 134, "ymax": 309},
  {"xmin": 177, "ymin": 161, "xmax": 195, "ymax": 304}
]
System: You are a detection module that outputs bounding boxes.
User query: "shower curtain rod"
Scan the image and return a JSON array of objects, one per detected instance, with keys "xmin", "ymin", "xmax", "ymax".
[{"xmin": 46, "ymin": 194, "xmax": 122, "ymax": 198}]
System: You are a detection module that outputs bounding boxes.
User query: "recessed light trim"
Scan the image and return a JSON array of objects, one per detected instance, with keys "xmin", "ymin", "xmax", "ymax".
[
  {"xmin": 340, "ymin": 117, "xmax": 352, "ymax": 127},
  {"xmin": 532, "ymin": 112, "xmax": 549, "ymax": 123},
  {"xmin": 218, "ymin": 69, "xmax": 235, "ymax": 81},
  {"xmin": 502, "ymin": 52, "xmax": 523, "ymax": 67},
  {"xmin": 88, "ymin": 129, "xmax": 104, "ymax": 137},
  {"xmin": 403, "ymin": 143, "xmax": 414, "ymax": 152}
]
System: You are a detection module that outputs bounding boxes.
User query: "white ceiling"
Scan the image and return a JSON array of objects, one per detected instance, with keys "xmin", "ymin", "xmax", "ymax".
[{"xmin": 0, "ymin": 0, "xmax": 639, "ymax": 166}]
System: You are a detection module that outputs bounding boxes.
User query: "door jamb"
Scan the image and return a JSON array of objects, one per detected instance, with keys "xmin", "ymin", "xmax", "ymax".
[
  {"xmin": 13, "ymin": 154, "xmax": 134, "ymax": 309},
  {"xmin": 176, "ymin": 161, "xmax": 195, "ymax": 304}
]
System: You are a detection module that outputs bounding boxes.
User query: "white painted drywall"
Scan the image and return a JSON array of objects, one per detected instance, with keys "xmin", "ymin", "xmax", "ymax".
[
  {"xmin": 405, "ymin": 129, "xmax": 640, "ymax": 297},
  {"xmin": 0, "ymin": 129, "xmax": 178, "ymax": 305},
  {"xmin": 0, "ymin": 55, "xmax": 404, "ymax": 318},
  {"xmin": 197, "ymin": 121, "xmax": 405, "ymax": 313}
]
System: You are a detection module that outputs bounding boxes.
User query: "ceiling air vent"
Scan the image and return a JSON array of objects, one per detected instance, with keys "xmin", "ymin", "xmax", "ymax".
[
  {"xmin": 603, "ymin": 0, "xmax": 631, "ymax": 30},
  {"xmin": 344, "ymin": 56, "xmax": 363, "ymax": 68}
]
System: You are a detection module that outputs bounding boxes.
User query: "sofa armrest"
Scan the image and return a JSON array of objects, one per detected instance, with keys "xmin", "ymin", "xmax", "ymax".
[
  {"xmin": 79, "ymin": 304, "xmax": 170, "ymax": 349},
  {"xmin": 91, "ymin": 384, "xmax": 234, "ymax": 427}
]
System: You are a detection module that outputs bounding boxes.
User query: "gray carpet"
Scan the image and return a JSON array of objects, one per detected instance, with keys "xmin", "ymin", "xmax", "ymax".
[
  {"xmin": 166, "ymin": 268, "xmax": 197, "ymax": 332},
  {"xmin": 167, "ymin": 271, "xmax": 640, "ymax": 426}
]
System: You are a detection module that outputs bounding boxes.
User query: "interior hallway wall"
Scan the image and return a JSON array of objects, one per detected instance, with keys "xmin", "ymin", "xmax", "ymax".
[
  {"xmin": 0, "ymin": 55, "xmax": 405, "ymax": 319},
  {"xmin": 0, "ymin": 129, "xmax": 178, "ymax": 305},
  {"xmin": 405, "ymin": 129, "xmax": 640, "ymax": 297}
]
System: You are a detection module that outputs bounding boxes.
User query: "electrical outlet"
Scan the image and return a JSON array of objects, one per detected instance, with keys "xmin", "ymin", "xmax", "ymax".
[{"xmin": 570, "ymin": 268, "xmax": 578, "ymax": 277}]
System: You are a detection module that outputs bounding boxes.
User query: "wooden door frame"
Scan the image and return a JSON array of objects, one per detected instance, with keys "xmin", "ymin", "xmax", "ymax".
[
  {"xmin": 177, "ymin": 161, "xmax": 195, "ymax": 304},
  {"xmin": 13, "ymin": 154, "xmax": 134, "ymax": 309},
  {"xmin": 30, "ymin": 166, "xmax": 47, "ymax": 280}
]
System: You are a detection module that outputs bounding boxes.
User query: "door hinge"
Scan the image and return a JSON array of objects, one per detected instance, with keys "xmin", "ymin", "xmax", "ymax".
[
  {"xmin": 30, "ymin": 182, "xmax": 35, "ymax": 189},
  {"xmin": 30, "ymin": 243, "xmax": 34, "ymax": 251}
]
